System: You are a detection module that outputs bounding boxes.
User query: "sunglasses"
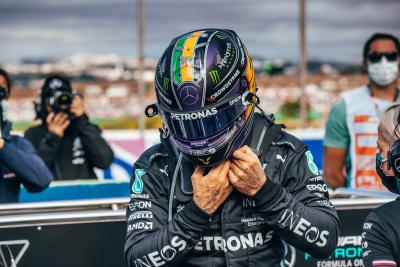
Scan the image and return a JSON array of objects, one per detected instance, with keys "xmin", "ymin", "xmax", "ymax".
[{"xmin": 367, "ymin": 51, "xmax": 398, "ymax": 63}]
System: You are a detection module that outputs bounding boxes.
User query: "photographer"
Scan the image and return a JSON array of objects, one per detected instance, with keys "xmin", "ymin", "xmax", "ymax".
[
  {"xmin": 25, "ymin": 74, "xmax": 114, "ymax": 180},
  {"xmin": 0, "ymin": 67, "xmax": 53, "ymax": 203}
]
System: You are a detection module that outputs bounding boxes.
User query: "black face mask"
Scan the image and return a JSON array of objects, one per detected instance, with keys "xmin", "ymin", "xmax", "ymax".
[{"xmin": 376, "ymin": 153, "xmax": 400, "ymax": 194}]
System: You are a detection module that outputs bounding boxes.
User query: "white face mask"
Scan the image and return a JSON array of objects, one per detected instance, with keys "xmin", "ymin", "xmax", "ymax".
[
  {"xmin": 368, "ymin": 57, "xmax": 399, "ymax": 86},
  {"xmin": 0, "ymin": 100, "xmax": 8, "ymax": 122}
]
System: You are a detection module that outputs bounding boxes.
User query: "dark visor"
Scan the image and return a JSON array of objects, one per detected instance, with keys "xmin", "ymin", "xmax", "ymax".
[{"xmin": 160, "ymin": 95, "xmax": 248, "ymax": 140}]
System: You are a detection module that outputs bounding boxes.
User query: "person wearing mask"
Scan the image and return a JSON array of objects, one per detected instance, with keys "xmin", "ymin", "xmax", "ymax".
[
  {"xmin": 0, "ymin": 67, "xmax": 53, "ymax": 203},
  {"xmin": 124, "ymin": 29, "xmax": 339, "ymax": 267},
  {"xmin": 362, "ymin": 104, "xmax": 400, "ymax": 266},
  {"xmin": 25, "ymin": 74, "xmax": 114, "ymax": 180},
  {"xmin": 324, "ymin": 33, "xmax": 400, "ymax": 190}
]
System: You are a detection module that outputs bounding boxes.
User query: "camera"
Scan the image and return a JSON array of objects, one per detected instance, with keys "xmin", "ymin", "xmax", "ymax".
[
  {"xmin": 0, "ymin": 86, "xmax": 7, "ymax": 101},
  {"xmin": 48, "ymin": 91, "xmax": 73, "ymax": 113}
]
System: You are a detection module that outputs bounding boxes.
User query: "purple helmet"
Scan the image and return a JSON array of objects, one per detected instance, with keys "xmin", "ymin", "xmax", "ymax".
[{"xmin": 155, "ymin": 29, "xmax": 257, "ymax": 166}]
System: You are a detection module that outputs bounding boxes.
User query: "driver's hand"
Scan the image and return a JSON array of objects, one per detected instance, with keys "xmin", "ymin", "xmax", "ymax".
[{"xmin": 191, "ymin": 160, "xmax": 233, "ymax": 215}]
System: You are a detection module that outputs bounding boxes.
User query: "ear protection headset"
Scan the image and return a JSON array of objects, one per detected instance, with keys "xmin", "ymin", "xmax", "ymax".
[{"xmin": 388, "ymin": 109, "xmax": 400, "ymax": 177}]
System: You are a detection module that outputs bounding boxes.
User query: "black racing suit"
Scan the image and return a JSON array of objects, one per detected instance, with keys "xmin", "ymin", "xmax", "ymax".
[
  {"xmin": 124, "ymin": 113, "xmax": 340, "ymax": 267},
  {"xmin": 362, "ymin": 197, "xmax": 400, "ymax": 267}
]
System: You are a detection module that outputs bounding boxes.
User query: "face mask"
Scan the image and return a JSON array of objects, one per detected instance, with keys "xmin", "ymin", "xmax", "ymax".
[
  {"xmin": 0, "ymin": 100, "xmax": 8, "ymax": 122},
  {"xmin": 368, "ymin": 57, "xmax": 399, "ymax": 87},
  {"xmin": 376, "ymin": 152, "xmax": 400, "ymax": 194}
]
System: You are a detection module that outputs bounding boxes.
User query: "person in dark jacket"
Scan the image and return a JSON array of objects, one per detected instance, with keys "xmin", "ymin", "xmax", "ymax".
[
  {"xmin": 124, "ymin": 29, "xmax": 340, "ymax": 267},
  {"xmin": 24, "ymin": 74, "xmax": 114, "ymax": 180},
  {"xmin": 362, "ymin": 104, "xmax": 400, "ymax": 267},
  {"xmin": 0, "ymin": 67, "xmax": 53, "ymax": 203}
]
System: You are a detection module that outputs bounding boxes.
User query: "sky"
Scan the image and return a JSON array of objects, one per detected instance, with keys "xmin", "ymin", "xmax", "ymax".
[{"xmin": 0, "ymin": 0, "xmax": 399, "ymax": 63}]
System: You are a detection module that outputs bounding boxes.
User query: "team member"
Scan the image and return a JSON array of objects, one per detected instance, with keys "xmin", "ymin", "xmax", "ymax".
[
  {"xmin": 0, "ymin": 67, "xmax": 53, "ymax": 203},
  {"xmin": 25, "ymin": 74, "xmax": 114, "ymax": 180},
  {"xmin": 124, "ymin": 29, "xmax": 339, "ymax": 267},
  {"xmin": 324, "ymin": 33, "xmax": 400, "ymax": 190},
  {"xmin": 362, "ymin": 104, "xmax": 400, "ymax": 266}
]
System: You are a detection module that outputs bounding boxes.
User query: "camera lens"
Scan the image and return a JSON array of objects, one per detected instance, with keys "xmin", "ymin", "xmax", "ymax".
[{"xmin": 52, "ymin": 91, "xmax": 72, "ymax": 113}]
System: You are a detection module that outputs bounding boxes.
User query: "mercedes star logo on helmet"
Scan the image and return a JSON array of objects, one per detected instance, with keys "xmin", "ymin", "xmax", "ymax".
[{"xmin": 180, "ymin": 85, "xmax": 199, "ymax": 106}]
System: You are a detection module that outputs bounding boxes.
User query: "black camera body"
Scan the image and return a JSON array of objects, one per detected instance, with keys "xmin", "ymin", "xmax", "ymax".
[{"xmin": 48, "ymin": 91, "xmax": 74, "ymax": 113}]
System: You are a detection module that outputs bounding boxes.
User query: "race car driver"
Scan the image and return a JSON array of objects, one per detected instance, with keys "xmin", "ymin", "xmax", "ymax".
[{"xmin": 124, "ymin": 29, "xmax": 340, "ymax": 267}]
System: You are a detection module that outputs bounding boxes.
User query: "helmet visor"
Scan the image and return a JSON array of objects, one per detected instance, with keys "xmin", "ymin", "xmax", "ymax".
[{"xmin": 160, "ymin": 94, "xmax": 249, "ymax": 140}]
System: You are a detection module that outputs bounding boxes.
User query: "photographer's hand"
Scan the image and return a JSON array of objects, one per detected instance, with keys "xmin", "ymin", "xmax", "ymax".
[
  {"xmin": 70, "ymin": 95, "xmax": 85, "ymax": 117},
  {"xmin": 228, "ymin": 145, "xmax": 267, "ymax": 197},
  {"xmin": 0, "ymin": 138, "xmax": 4, "ymax": 149},
  {"xmin": 192, "ymin": 160, "xmax": 233, "ymax": 215},
  {"xmin": 47, "ymin": 112, "xmax": 70, "ymax": 137}
]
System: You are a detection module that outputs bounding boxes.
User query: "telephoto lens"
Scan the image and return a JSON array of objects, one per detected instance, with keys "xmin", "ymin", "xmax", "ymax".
[{"xmin": 50, "ymin": 91, "xmax": 73, "ymax": 113}]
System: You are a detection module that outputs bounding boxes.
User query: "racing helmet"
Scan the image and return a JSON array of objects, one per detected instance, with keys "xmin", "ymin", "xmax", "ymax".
[{"xmin": 154, "ymin": 29, "xmax": 257, "ymax": 166}]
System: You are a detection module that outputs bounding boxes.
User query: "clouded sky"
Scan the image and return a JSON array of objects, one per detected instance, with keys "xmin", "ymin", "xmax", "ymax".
[{"xmin": 0, "ymin": 0, "xmax": 399, "ymax": 63}]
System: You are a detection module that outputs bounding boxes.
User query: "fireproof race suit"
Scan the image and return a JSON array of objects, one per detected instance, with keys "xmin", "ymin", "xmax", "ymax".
[
  {"xmin": 124, "ymin": 113, "xmax": 340, "ymax": 267},
  {"xmin": 362, "ymin": 198, "xmax": 400, "ymax": 267}
]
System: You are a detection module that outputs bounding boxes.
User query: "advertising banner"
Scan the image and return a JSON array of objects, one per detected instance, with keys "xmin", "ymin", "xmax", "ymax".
[{"xmin": 0, "ymin": 208, "xmax": 369, "ymax": 267}]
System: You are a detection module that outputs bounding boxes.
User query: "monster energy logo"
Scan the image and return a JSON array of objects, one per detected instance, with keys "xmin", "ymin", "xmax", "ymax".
[
  {"xmin": 163, "ymin": 77, "xmax": 169, "ymax": 90},
  {"xmin": 209, "ymin": 70, "xmax": 220, "ymax": 84},
  {"xmin": 215, "ymin": 34, "xmax": 226, "ymax": 40}
]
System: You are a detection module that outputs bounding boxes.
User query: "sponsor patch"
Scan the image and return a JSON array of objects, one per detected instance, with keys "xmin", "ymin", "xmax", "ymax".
[
  {"xmin": 305, "ymin": 151, "xmax": 319, "ymax": 175},
  {"xmin": 128, "ymin": 201, "xmax": 152, "ymax": 211},
  {"xmin": 128, "ymin": 221, "xmax": 153, "ymax": 231},
  {"xmin": 132, "ymin": 169, "xmax": 146, "ymax": 194},
  {"xmin": 210, "ymin": 69, "xmax": 240, "ymax": 99},
  {"xmin": 278, "ymin": 209, "xmax": 329, "ymax": 247},
  {"xmin": 241, "ymin": 215, "xmax": 266, "ymax": 227},
  {"xmin": 194, "ymin": 231, "xmax": 274, "ymax": 252},
  {"xmin": 130, "ymin": 193, "xmax": 150, "ymax": 199},
  {"xmin": 171, "ymin": 107, "xmax": 217, "ymax": 121},
  {"xmin": 128, "ymin": 211, "xmax": 153, "ymax": 221},
  {"xmin": 242, "ymin": 197, "xmax": 256, "ymax": 207},
  {"xmin": 133, "ymin": 236, "xmax": 186, "ymax": 266}
]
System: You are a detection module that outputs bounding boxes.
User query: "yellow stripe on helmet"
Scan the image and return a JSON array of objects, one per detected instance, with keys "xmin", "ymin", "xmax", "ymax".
[
  {"xmin": 244, "ymin": 49, "xmax": 257, "ymax": 118},
  {"xmin": 244, "ymin": 49, "xmax": 256, "ymax": 94},
  {"xmin": 181, "ymin": 31, "xmax": 203, "ymax": 82}
]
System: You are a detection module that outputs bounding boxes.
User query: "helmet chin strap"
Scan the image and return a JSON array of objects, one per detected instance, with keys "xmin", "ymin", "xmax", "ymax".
[
  {"xmin": 243, "ymin": 91, "xmax": 275, "ymax": 125},
  {"xmin": 162, "ymin": 122, "xmax": 170, "ymax": 139},
  {"xmin": 168, "ymin": 153, "xmax": 183, "ymax": 222}
]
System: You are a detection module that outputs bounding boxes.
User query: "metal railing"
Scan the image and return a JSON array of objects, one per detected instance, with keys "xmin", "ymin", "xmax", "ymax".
[
  {"xmin": 0, "ymin": 198, "xmax": 128, "ymax": 228},
  {"xmin": 0, "ymin": 188, "xmax": 397, "ymax": 228}
]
